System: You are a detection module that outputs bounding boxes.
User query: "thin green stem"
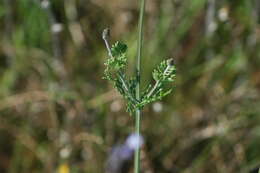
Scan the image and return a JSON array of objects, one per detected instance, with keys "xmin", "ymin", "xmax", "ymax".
[
  {"xmin": 135, "ymin": 0, "xmax": 145, "ymax": 173},
  {"xmin": 102, "ymin": 28, "xmax": 112, "ymax": 57},
  {"xmin": 134, "ymin": 109, "xmax": 141, "ymax": 173}
]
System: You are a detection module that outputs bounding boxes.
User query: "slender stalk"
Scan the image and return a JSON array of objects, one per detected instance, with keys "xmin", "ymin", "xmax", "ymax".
[
  {"xmin": 102, "ymin": 28, "xmax": 112, "ymax": 57},
  {"xmin": 135, "ymin": 0, "xmax": 146, "ymax": 173}
]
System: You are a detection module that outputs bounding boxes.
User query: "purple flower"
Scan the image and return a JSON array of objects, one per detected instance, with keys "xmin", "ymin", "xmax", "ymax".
[
  {"xmin": 105, "ymin": 133, "xmax": 144, "ymax": 173},
  {"xmin": 125, "ymin": 133, "xmax": 144, "ymax": 150}
]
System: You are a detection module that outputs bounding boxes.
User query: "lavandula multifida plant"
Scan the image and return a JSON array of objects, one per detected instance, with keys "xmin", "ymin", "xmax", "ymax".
[{"xmin": 102, "ymin": 0, "xmax": 176, "ymax": 172}]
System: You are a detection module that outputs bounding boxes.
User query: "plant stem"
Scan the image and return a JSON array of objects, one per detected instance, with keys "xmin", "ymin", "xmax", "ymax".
[
  {"xmin": 102, "ymin": 28, "xmax": 112, "ymax": 57},
  {"xmin": 135, "ymin": 0, "xmax": 145, "ymax": 173}
]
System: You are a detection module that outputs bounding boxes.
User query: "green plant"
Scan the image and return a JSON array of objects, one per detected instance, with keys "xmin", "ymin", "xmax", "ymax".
[
  {"xmin": 103, "ymin": 39, "xmax": 175, "ymax": 113},
  {"xmin": 102, "ymin": 32, "xmax": 176, "ymax": 171},
  {"xmin": 102, "ymin": 0, "xmax": 176, "ymax": 172}
]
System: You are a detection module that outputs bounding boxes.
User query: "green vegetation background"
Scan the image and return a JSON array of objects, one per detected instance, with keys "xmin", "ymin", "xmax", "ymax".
[{"xmin": 0, "ymin": 0, "xmax": 260, "ymax": 172}]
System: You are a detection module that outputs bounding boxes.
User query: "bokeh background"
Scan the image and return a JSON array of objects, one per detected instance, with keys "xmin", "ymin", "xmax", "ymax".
[{"xmin": 1, "ymin": 0, "xmax": 260, "ymax": 172}]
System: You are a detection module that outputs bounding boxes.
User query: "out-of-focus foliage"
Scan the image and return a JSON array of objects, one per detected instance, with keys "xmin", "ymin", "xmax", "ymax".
[{"xmin": 0, "ymin": 0, "xmax": 260, "ymax": 173}]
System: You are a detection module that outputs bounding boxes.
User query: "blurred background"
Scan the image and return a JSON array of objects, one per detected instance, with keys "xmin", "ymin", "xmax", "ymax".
[{"xmin": 0, "ymin": 0, "xmax": 260, "ymax": 172}]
